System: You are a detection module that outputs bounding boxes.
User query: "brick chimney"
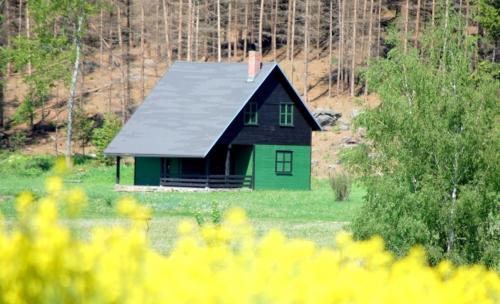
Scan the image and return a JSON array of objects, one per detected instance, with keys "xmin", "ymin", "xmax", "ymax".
[{"xmin": 247, "ymin": 50, "xmax": 262, "ymax": 82}]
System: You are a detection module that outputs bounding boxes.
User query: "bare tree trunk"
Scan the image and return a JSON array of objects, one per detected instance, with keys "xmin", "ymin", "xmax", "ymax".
[
  {"xmin": 117, "ymin": 3, "xmax": 127, "ymax": 123},
  {"xmin": 465, "ymin": 0, "xmax": 469, "ymax": 30},
  {"xmin": 361, "ymin": 0, "xmax": 367, "ymax": 63},
  {"xmin": 304, "ymin": 0, "xmax": 309, "ymax": 103},
  {"xmin": 195, "ymin": 4, "xmax": 200, "ymax": 61},
  {"xmin": 337, "ymin": 0, "xmax": 343, "ymax": 92},
  {"xmin": 66, "ymin": 17, "xmax": 83, "ymax": 163},
  {"xmin": 258, "ymin": 0, "xmax": 264, "ymax": 50},
  {"xmin": 18, "ymin": 0, "xmax": 23, "ymax": 37},
  {"xmin": 126, "ymin": 0, "xmax": 132, "ymax": 49},
  {"xmin": 290, "ymin": 0, "xmax": 296, "ymax": 83},
  {"xmin": 217, "ymin": 0, "xmax": 221, "ymax": 62},
  {"xmin": 5, "ymin": 0, "xmax": 11, "ymax": 76},
  {"xmin": 431, "ymin": 0, "xmax": 435, "ymax": 28},
  {"xmin": 316, "ymin": 0, "xmax": 321, "ymax": 59},
  {"xmin": 414, "ymin": 0, "xmax": 421, "ymax": 47},
  {"xmin": 0, "ymin": 1, "xmax": 4, "ymax": 128},
  {"xmin": 233, "ymin": 0, "xmax": 239, "ymax": 59},
  {"xmin": 377, "ymin": 0, "xmax": 381, "ymax": 57},
  {"xmin": 350, "ymin": 0, "xmax": 358, "ymax": 97},
  {"xmin": 125, "ymin": 0, "xmax": 131, "ymax": 112},
  {"xmin": 272, "ymin": 0, "xmax": 278, "ymax": 61},
  {"xmin": 341, "ymin": 0, "xmax": 347, "ymax": 88},
  {"xmin": 0, "ymin": 68, "xmax": 3, "ymax": 129},
  {"xmin": 26, "ymin": 5, "xmax": 31, "ymax": 76},
  {"xmin": 178, "ymin": 0, "xmax": 183, "ymax": 60},
  {"xmin": 203, "ymin": 0, "xmax": 209, "ymax": 60},
  {"xmin": 328, "ymin": 0, "xmax": 333, "ymax": 98},
  {"xmin": 140, "ymin": 0, "xmax": 145, "ymax": 101},
  {"xmin": 365, "ymin": 0, "xmax": 374, "ymax": 97},
  {"xmin": 162, "ymin": 0, "xmax": 172, "ymax": 65},
  {"xmin": 243, "ymin": 0, "xmax": 249, "ymax": 58},
  {"xmin": 367, "ymin": 1, "xmax": 375, "ymax": 56},
  {"xmin": 107, "ymin": 11, "xmax": 113, "ymax": 113},
  {"xmin": 441, "ymin": 0, "xmax": 449, "ymax": 69},
  {"xmin": 228, "ymin": 0, "xmax": 232, "ymax": 61},
  {"xmin": 155, "ymin": 0, "xmax": 161, "ymax": 63},
  {"xmin": 187, "ymin": 0, "xmax": 192, "ymax": 61},
  {"xmin": 99, "ymin": 9, "xmax": 104, "ymax": 65},
  {"xmin": 286, "ymin": 0, "xmax": 293, "ymax": 59},
  {"xmin": 403, "ymin": 0, "xmax": 409, "ymax": 53}
]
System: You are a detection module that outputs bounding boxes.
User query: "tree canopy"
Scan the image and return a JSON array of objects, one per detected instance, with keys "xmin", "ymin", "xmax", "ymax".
[{"xmin": 346, "ymin": 10, "xmax": 499, "ymax": 267}]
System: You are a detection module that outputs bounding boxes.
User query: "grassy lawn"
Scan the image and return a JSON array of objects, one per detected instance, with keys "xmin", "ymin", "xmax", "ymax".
[{"xmin": 0, "ymin": 156, "xmax": 365, "ymax": 253}]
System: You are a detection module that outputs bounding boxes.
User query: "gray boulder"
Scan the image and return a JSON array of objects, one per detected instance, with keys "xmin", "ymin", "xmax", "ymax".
[{"xmin": 313, "ymin": 108, "xmax": 342, "ymax": 127}]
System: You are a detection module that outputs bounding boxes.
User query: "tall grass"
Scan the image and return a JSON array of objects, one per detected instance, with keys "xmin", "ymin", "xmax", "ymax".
[{"xmin": 330, "ymin": 173, "xmax": 352, "ymax": 201}]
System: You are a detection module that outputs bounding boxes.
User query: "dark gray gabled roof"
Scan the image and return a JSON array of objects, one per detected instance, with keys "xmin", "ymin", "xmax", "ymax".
[{"xmin": 104, "ymin": 61, "xmax": 320, "ymax": 158}]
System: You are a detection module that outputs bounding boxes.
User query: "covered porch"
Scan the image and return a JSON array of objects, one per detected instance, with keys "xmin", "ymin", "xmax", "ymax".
[{"xmin": 115, "ymin": 144, "xmax": 254, "ymax": 189}]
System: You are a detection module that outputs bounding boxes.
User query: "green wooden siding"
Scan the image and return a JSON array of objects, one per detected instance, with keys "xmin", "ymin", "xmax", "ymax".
[
  {"xmin": 134, "ymin": 157, "xmax": 161, "ymax": 186},
  {"xmin": 232, "ymin": 145, "xmax": 254, "ymax": 176},
  {"xmin": 254, "ymin": 144, "xmax": 311, "ymax": 190}
]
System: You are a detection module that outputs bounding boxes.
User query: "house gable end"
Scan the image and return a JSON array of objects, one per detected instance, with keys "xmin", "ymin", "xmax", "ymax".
[{"xmin": 216, "ymin": 67, "xmax": 318, "ymax": 147}]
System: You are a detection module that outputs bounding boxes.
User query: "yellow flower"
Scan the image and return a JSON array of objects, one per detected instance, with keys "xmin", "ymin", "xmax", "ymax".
[
  {"xmin": 177, "ymin": 220, "xmax": 195, "ymax": 235},
  {"xmin": 45, "ymin": 176, "xmax": 63, "ymax": 194},
  {"xmin": 15, "ymin": 191, "xmax": 34, "ymax": 215},
  {"xmin": 335, "ymin": 230, "xmax": 352, "ymax": 247},
  {"xmin": 225, "ymin": 207, "xmax": 247, "ymax": 225},
  {"xmin": 36, "ymin": 197, "xmax": 58, "ymax": 222},
  {"xmin": 2, "ymin": 175, "xmax": 500, "ymax": 304},
  {"xmin": 117, "ymin": 197, "xmax": 151, "ymax": 222},
  {"xmin": 117, "ymin": 197, "xmax": 137, "ymax": 216},
  {"xmin": 66, "ymin": 187, "xmax": 87, "ymax": 215},
  {"xmin": 53, "ymin": 157, "xmax": 69, "ymax": 175}
]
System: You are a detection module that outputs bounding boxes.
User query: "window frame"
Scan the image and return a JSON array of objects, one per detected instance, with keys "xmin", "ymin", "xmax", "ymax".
[
  {"xmin": 275, "ymin": 150, "xmax": 293, "ymax": 175},
  {"xmin": 244, "ymin": 102, "xmax": 259, "ymax": 126},
  {"xmin": 279, "ymin": 103, "xmax": 294, "ymax": 127}
]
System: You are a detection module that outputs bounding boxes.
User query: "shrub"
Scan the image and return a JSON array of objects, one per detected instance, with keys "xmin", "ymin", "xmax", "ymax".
[
  {"xmin": 330, "ymin": 172, "xmax": 352, "ymax": 201},
  {"xmin": 8, "ymin": 131, "xmax": 29, "ymax": 151},
  {"xmin": 194, "ymin": 201, "xmax": 224, "ymax": 226},
  {"xmin": 91, "ymin": 114, "xmax": 121, "ymax": 164},
  {"xmin": 0, "ymin": 166, "xmax": 498, "ymax": 303},
  {"xmin": 0, "ymin": 153, "xmax": 54, "ymax": 176}
]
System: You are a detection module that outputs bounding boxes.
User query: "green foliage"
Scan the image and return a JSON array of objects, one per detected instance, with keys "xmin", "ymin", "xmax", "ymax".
[
  {"xmin": 6, "ymin": 0, "xmax": 99, "ymax": 127},
  {"xmin": 91, "ymin": 114, "xmax": 121, "ymax": 164},
  {"xmin": 8, "ymin": 131, "xmax": 29, "ymax": 151},
  {"xmin": 73, "ymin": 109, "xmax": 95, "ymax": 155},
  {"xmin": 194, "ymin": 201, "xmax": 224, "ymax": 227},
  {"xmin": 0, "ymin": 153, "xmax": 54, "ymax": 176},
  {"xmin": 330, "ymin": 173, "xmax": 352, "ymax": 201},
  {"xmin": 475, "ymin": 0, "xmax": 500, "ymax": 41},
  {"xmin": 12, "ymin": 96, "xmax": 35, "ymax": 126},
  {"xmin": 346, "ymin": 11, "xmax": 499, "ymax": 267}
]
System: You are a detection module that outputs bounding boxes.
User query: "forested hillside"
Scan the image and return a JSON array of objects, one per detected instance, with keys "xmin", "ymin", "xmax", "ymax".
[{"xmin": 0, "ymin": 0, "xmax": 497, "ymax": 175}]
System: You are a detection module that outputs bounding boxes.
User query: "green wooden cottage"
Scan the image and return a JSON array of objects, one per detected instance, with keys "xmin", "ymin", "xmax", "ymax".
[{"xmin": 104, "ymin": 51, "xmax": 321, "ymax": 190}]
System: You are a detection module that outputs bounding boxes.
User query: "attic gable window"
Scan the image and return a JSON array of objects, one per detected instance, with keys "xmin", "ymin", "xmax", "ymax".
[
  {"xmin": 279, "ymin": 103, "xmax": 294, "ymax": 126},
  {"xmin": 244, "ymin": 102, "xmax": 258, "ymax": 125}
]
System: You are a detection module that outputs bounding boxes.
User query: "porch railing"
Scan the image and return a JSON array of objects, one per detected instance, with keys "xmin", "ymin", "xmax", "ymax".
[{"xmin": 160, "ymin": 175, "xmax": 253, "ymax": 189}]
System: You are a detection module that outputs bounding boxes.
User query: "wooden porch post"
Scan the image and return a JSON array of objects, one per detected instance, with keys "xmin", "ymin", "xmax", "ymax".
[
  {"xmin": 205, "ymin": 154, "xmax": 210, "ymax": 187},
  {"xmin": 225, "ymin": 144, "xmax": 232, "ymax": 176},
  {"xmin": 116, "ymin": 156, "xmax": 121, "ymax": 184}
]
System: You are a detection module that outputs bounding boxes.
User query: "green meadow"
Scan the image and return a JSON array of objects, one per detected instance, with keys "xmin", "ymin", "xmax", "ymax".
[{"xmin": 0, "ymin": 154, "xmax": 364, "ymax": 253}]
